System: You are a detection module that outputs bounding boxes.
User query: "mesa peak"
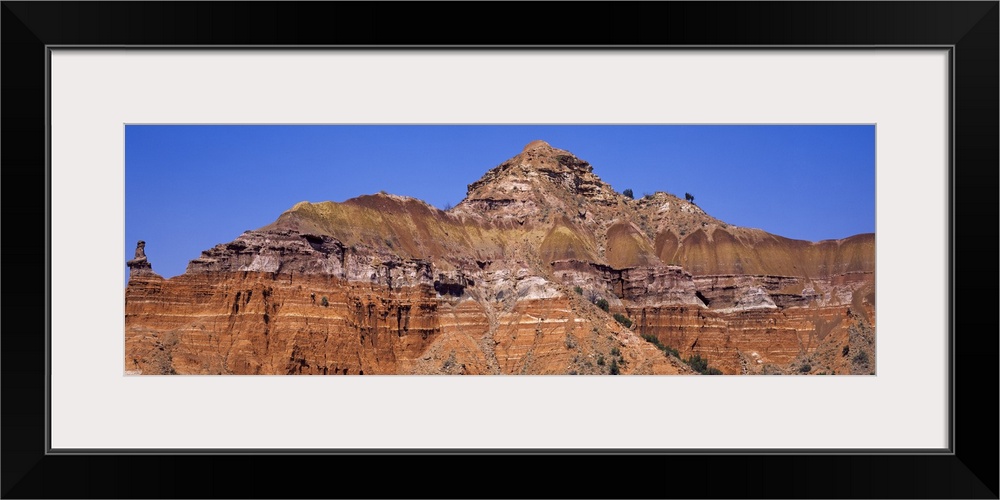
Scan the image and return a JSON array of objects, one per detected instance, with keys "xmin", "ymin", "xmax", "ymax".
[{"xmin": 522, "ymin": 139, "xmax": 552, "ymax": 152}]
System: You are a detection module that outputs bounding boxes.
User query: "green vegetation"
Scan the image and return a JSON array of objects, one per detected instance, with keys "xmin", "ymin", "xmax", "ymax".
[
  {"xmin": 574, "ymin": 286, "xmax": 583, "ymax": 295},
  {"xmin": 564, "ymin": 333, "xmax": 577, "ymax": 350},
  {"xmin": 597, "ymin": 355, "xmax": 605, "ymax": 366},
  {"xmin": 610, "ymin": 347, "xmax": 621, "ymax": 357},
  {"xmin": 685, "ymin": 354, "xmax": 723, "ymax": 375},
  {"xmin": 640, "ymin": 335, "xmax": 722, "ymax": 374},
  {"xmin": 596, "ymin": 298, "xmax": 609, "ymax": 312},
  {"xmin": 320, "ymin": 296, "xmax": 329, "ymax": 307},
  {"xmin": 641, "ymin": 334, "xmax": 680, "ymax": 358},
  {"xmin": 609, "ymin": 357, "xmax": 620, "ymax": 375},
  {"xmin": 800, "ymin": 364, "xmax": 812, "ymax": 373},
  {"xmin": 613, "ymin": 313, "xmax": 632, "ymax": 328},
  {"xmin": 686, "ymin": 354, "xmax": 710, "ymax": 373},
  {"xmin": 622, "ymin": 188, "xmax": 634, "ymax": 199}
]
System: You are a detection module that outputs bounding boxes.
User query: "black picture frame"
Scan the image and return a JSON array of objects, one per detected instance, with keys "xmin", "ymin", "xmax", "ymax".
[{"xmin": 3, "ymin": 2, "xmax": 996, "ymax": 498}]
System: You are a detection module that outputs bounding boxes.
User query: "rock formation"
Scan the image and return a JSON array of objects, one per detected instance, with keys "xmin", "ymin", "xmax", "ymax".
[
  {"xmin": 126, "ymin": 240, "xmax": 155, "ymax": 278},
  {"xmin": 125, "ymin": 141, "xmax": 875, "ymax": 375}
]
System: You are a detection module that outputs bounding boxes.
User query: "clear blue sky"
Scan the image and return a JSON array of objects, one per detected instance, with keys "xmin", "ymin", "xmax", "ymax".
[{"xmin": 125, "ymin": 125, "xmax": 875, "ymax": 282}]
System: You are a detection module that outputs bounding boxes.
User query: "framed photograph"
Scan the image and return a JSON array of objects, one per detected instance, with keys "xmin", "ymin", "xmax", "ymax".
[{"xmin": 3, "ymin": 2, "xmax": 996, "ymax": 498}]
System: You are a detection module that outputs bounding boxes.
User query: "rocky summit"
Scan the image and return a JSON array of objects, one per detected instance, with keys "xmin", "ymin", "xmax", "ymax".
[{"xmin": 125, "ymin": 140, "xmax": 875, "ymax": 375}]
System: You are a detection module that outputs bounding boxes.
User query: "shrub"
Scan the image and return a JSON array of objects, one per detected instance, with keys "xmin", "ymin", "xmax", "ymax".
[
  {"xmin": 641, "ymin": 334, "xmax": 680, "ymax": 358},
  {"xmin": 610, "ymin": 347, "xmax": 621, "ymax": 357},
  {"xmin": 609, "ymin": 358, "xmax": 620, "ymax": 375},
  {"xmin": 320, "ymin": 296, "xmax": 329, "ymax": 307},
  {"xmin": 685, "ymin": 354, "xmax": 723, "ymax": 375},
  {"xmin": 622, "ymin": 188, "xmax": 634, "ymax": 199},
  {"xmin": 613, "ymin": 313, "xmax": 632, "ymax": 328},
  {"xmin": 564, "ymin": 334, "xmax": 577, "ymax": 350},
  {"xmin": 853, "ymin": 350, "xmax": 869, "ymax": 365},
  {"xmin": 687, "ymin": 354, "xmax": 709, "ymax": 373},
  {"xmin": 800, "ymin": 364, "xmax": 812, "ymax": 373},
  {"xmin": 597, "ymin": 355, "xmax": 605, "ymax": 366},
  {"xmin": 574, "ymin": 286, "xmax": 583, "ymax": 295},
  {"xmin": 642, "ymin": 334, "xmax": 663, "ymax": 348},
  {"xmin": 596, "ymin": 298, "xmax": 609, "ymax": 312}
]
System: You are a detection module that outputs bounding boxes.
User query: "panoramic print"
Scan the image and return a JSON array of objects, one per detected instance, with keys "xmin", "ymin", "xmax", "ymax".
[{"xmin": 125, "ymin": 125, "xmax": 875, "ymax": 375}]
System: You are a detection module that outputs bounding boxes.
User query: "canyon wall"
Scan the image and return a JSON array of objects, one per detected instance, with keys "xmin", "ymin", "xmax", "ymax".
[{"xmin": 126, "ymin": 140, "xmax": 875, "ymax": 375}]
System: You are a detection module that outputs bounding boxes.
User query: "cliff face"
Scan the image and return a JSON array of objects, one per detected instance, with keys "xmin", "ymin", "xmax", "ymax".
[{"xmin": 125, "ymin": 140, "xmax": 875, "ymax": 375}]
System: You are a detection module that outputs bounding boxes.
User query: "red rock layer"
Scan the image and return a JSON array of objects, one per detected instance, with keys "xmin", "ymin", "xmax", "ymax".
[
  {"xmin": 125, "ymin": 271, "xmax": 688, "ymax": 375},
  {"xmin": 126, "ymin": 272, "xmax": 439, "ymax": 375}
]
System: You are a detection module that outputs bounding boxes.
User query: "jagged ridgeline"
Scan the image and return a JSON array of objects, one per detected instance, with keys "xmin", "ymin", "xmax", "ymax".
[{"xmin": 125, "ymin": 140, "xmax": 875, "ymax": 375}]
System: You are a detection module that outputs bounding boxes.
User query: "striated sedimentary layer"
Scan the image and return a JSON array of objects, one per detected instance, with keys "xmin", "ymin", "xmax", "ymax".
[{"xmin": 126, "ymin": 140, "xmax": 875, "ymax": 375}]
